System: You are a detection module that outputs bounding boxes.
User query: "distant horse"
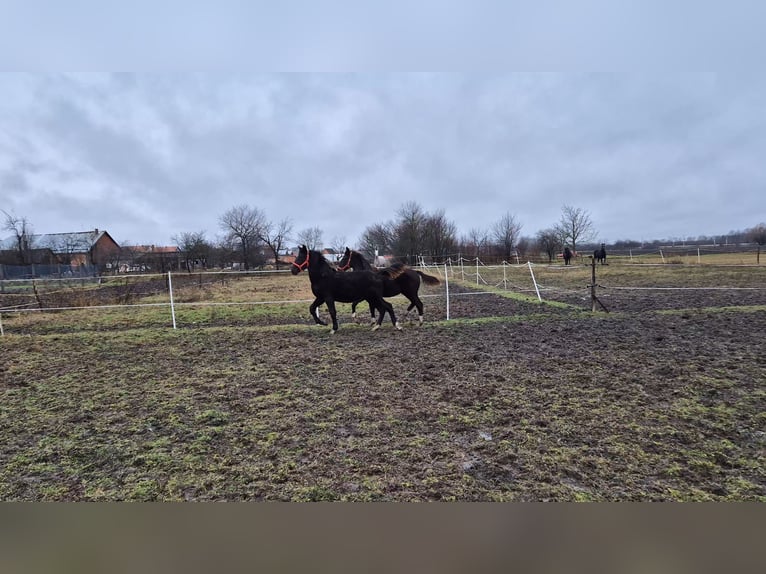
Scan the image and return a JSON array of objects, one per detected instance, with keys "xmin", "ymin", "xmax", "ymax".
[
  {"xmin": 291, "ymin": 245, "xmax": 401, "ymax": 333},
  {"xmin": 594, "ymin": 243, "xmax": 607, "ymax": 265},
  {"xmin": 337, "ymin": 247, "xmax": 440, "ymax": 324},
  {"xmin": 563, "ymin": 246, "xmax": 573, "ymax": 265}
]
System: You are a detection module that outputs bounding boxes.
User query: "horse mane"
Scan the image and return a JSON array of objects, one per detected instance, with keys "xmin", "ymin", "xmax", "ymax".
[
  {"xmin": 378, "ymin": 262, "xmax": 408, "ymax": 279},
  {"xmin": 347, "ymin": 250, "xmax": 411, "ymax": 279},
  {"xmin": 349, "ymin": 250, "xmax": 374, "ymax": 271},
  {"xmin": 307, "ymin": 248, "xmax": 337, "ymax": 274}
]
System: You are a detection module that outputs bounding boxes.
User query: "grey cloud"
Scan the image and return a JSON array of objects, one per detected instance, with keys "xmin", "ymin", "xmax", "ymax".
[{"xmin": 2, "ymin": 73, "xmax": 765, "ymax": 247}]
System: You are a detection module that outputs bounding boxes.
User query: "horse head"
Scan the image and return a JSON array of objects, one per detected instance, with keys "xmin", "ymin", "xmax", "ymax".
[
  {"xmin": 337, "ymin": 247, "xmax": 353, "ymax": 271},
  {"xmin": 291, "ymin": 245, "xmax": 310, "ymax": 275}
]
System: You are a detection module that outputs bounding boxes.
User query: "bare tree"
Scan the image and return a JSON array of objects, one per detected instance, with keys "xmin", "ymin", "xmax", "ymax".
[
  {"xmin": 260, "ymin": 218, "xmax": 293, "ymax": 269},
  {"xmin": 422, "ymin": 209, "xmax": 457, "ymax": 262},
  {"xmin": 555, "ymin": 204, "xmax": 595, "ymax": 257},
  {"xmin": 106, "ymin": 240, "xmax": 133, "ymax": 274},
  {"xmin": 460, "ymin": 228, "xmax": 490, "ymax": 259},
  {"xmin": 297, "ymin": 226, "xmax": 323, "ymax": 250},
  {"xmin": 172, "ymin": 230, "xmax": 211, "ymax": 272},
  {"xmin": 359, "ymin": 222, "xmax": 394, "ymax": 260},
  {"xmin": 1, "ymin": 210, "xmax": 35, "ymax": 264},
  {"xmin": 117, "ymin": 243, "xmax": 145, "ymax": 272},
  {"xmin": 219, "ymin": 205, "xmax": 267, "ymax": 270},
  {"xmin": 210, "ymin": 233, "xmax": 238, "ymax": 269},
  {"xmin": 747, "ymin": 222, "xmax": 766, "ymax": 263},
  {"xmin": 515, "ymin": 236, "xmax": 533, "ymax": 262},
  {"xmin": 360, "ymin": 203, "xmax": 455, "ymax": 264},
  {"xmin": 392, "ymin": 201, "xmax": 426, "ymax": 263},
  {"xmin": 747, "ymin": 222, "xmax": 766, "ymax": 244},
  {"xmin": 537, "ymin": 228, "xmax": 561, "ymax": 263},
  {"xmin": 491, "ymin": 211, "xmax": 523, "ymax": 261},
  {"xmin": 330, "ymin": 235, "xmax": 347, "ymax": 257}
]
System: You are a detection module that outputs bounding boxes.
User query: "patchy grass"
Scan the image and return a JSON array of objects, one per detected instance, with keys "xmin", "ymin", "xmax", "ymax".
[
  {"xmin": 1, "ymin": 265, "xmax": 764, "ymax": 501},
  {"xmin": 1, "ymin": 308, "xmax": 764, "ymax": 501}
]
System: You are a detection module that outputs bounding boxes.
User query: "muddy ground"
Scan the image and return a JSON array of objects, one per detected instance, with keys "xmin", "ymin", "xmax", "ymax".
[
  {"xmin": 1, "ymin": 277, "xmax": 764, "ymax": 500},
  {"xmin": 546, "ymin": 286, "xmax": 766, "ymax": 313}
]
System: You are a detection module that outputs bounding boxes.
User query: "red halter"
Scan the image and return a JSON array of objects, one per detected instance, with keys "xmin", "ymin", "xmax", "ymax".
[
  {"xmin": 292, "ymin": 249, "xmax": 309, "ymax": 271},
  {"xmin": 337, "ymin": 251, "xmax": 353, "ymax": 271}
]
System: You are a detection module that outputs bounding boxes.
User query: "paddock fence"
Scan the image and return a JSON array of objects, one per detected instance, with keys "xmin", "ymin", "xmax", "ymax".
[{"xmin": 1, "ymin": 257, "xmax": 765, "ymax": 336}]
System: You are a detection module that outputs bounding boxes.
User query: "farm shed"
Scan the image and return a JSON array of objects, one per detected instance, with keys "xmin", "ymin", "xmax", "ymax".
[{"xmin": 0, "ymin": 228, "xmax": 120, "ymax": 271}]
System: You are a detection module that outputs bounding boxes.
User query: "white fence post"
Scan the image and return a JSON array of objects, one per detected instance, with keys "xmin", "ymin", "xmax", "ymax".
[
  {"xmin": 168, "ymin": 271, "xmax": 177, "ymax": 330},
  {"xmin": 0, "ymin": 312, "xmax": 4, "ymax": 336},
  {"xmin": 528, "ymin": 261, "xmax": 542, "ymax": 302},
  {"xmin": 698, "ymin": 247, "xmax": 701, "ymax": 264},
  {"xmin": 444, "ymin": 263, "xmax": 450, "ymax": 321}
]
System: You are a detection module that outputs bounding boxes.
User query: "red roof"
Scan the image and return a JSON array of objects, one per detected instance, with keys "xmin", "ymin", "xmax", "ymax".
[{"xmin": 133, "ymin": 245, "xmax": 179, "ymax": 254}]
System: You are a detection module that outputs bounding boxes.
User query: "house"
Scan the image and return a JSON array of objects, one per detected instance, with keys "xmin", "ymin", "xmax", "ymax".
[
  {"xmin": 278, "ymin": 253, "xmax": 296, "ymax": 267},
  {"xmin": 124, "ymin": 245, "xmax": 181, "ymax": 272},
  {"xmin": 0, "ymin": 247, "xmax": 60, "ymax": 266},
  {"xmin": 321, "ymin": 248, "xmax": 339, "ymax": 263},
  {"xmin": 0, "ymin": 228, "xmax": 120, "ymax": 270}
]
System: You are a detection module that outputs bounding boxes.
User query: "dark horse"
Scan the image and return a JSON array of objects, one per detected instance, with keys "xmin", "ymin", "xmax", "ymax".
[
  {"xmin": 337, "ymin": 247, "xmax": 440, "ymax": 324},
  {"xmin": 563, "ymin": 246, "xmax": 573, "ymax": 265},
  {"xmin": 594, "ymin": 243, "xmax": 607, "ymax": 265},
  {"xmin": 291, "ymin": 245, "xmax": 400, "ymax": 333}
]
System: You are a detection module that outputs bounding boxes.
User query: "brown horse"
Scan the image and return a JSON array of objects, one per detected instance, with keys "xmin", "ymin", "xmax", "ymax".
[
  {"xmin": 291, "ymin": 245, "xmax": 400, "ymax": 333},
  {"xmin": 594, "ymin": 243, "xmax": 607, "ymax": 264},
  {"xmin": 563, "ymin": 246, "xmax": 573, "ymax": 265},
  {"xmin": 337, "ymin": 247, "xmax": 440, "ymax": 324}
]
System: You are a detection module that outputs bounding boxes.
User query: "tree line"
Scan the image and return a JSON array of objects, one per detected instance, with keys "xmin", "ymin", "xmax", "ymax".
[
  {"xmin": 3, "ymin": 206, "xmax": 766, "ymax": 270},
  {"xmin": 142, "ymin": 203, "xmax": 766, "ymax": 268}
]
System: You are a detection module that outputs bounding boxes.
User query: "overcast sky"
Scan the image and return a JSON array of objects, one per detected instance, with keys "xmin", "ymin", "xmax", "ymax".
[{"xmin": 1, "ymin": 73, "xmax": 765, "ymax": 248}]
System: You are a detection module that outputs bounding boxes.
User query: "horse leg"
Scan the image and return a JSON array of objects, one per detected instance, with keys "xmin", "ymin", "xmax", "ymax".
[
  {"xmin": 371, "ymin": 297, "xmax": 384, "ymax": 330},
  {"xmin": 325, "ymin": 299, "xmax": 339, "ymax": 333},
  {"xmin": 367, "ymin": 298, "xmax": 382, "ymax": 330},
  {"xmin": 351, "ymin": 299, "xmax": 375, "ymax": 320},
  {"xmin": 309, "ymin": 297, "xmax": 327, "ymax": 326},
  {"xmin": 373, "ymin": 298, "xmax": 401, "ymax": 331},
  {"xmin": 411, "ymin": 296, "xmax": 424, "ymax": 324}
]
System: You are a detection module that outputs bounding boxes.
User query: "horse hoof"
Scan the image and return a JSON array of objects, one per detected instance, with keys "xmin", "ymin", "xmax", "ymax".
[
  {"xmin": 330, "ymin": 329, "xmax": 337, "ymax": 335},
  {"xmin": 395, "ymin": 322, "xmax": 402, "ymax": 331},
  {"xmin": 352, "ymin": 312, "xmax": 356, "ymax": 318},
  {"xmin": 372, "ymin": 324, "xmax": 380, "ymax": 331}
]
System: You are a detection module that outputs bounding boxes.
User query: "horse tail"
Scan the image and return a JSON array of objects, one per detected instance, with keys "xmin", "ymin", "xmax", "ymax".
[{"xmin": 416, "ymin": 270, "xmax": 440, "ymax": 285}]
